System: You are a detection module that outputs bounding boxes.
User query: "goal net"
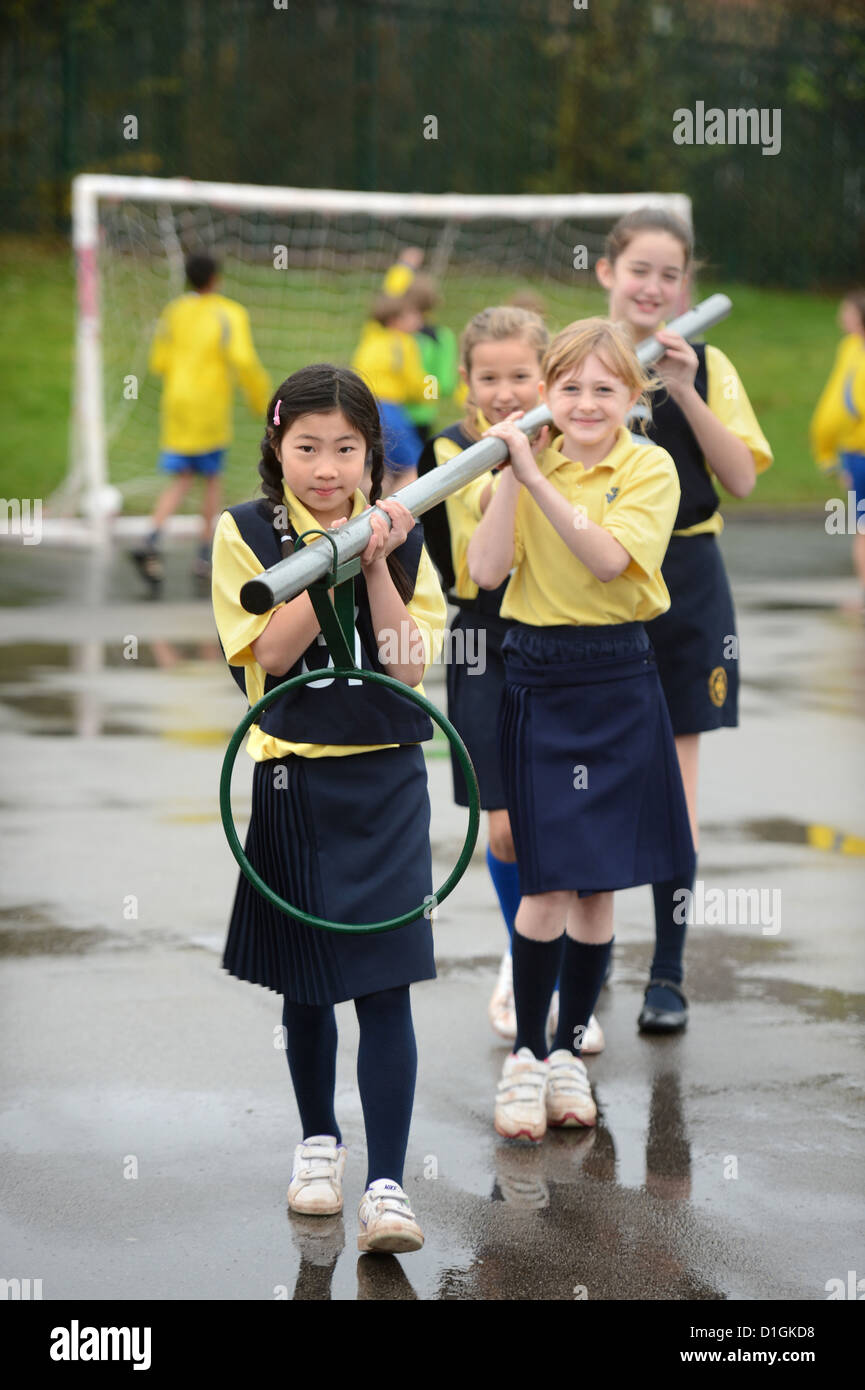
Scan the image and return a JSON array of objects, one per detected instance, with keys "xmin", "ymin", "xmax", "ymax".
[{"xmin": 65, "ymin": 175, "xmax": 692, "ymax": 522}]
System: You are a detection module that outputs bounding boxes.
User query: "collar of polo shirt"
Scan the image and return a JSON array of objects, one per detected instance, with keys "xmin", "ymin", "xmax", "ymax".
[
  {"xmin": 540, "ymin": 424, "xmax": 634, "ymax": 476},
  {"xmin": 281, "ymin": 480, "xmax": 368, "ymax": 537}
]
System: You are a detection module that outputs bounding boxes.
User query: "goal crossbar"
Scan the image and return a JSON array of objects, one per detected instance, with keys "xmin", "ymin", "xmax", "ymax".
[
  {"xmin": 73, "ymin": 174, "xmax": 691, "ymax": 244},
  {"xmin": 67, "ymin": 173, "xmax": 692, "ymax": 529}
]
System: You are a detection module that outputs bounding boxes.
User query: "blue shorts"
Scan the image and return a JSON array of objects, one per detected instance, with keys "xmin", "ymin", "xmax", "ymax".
[
  {"xmin": 840, "ymin": 452, "xmax": 865, "ymax": 510},
  {"xmin": 379, "ymin": 402, "xmax": 423, "ymax": 475},
  {"xmin": 159, "ymin": 448, "xmax": 226, "ymax": 476}
]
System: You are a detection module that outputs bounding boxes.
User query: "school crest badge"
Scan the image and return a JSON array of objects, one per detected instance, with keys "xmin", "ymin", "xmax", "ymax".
[{"xmin": 708, "ymin": 666, "xmax": 727, "ymax": 707}]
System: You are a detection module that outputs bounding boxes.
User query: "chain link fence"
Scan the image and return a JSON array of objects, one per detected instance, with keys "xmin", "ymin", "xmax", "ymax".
[{"xmin": 2, "ymin": 0, "xmax": 863, "ymax": 287}]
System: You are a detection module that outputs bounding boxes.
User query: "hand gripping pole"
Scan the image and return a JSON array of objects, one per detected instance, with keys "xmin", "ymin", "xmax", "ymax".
[{"xmin": 239, "ymin": 294, "xmax": 731, "ymax": 616}]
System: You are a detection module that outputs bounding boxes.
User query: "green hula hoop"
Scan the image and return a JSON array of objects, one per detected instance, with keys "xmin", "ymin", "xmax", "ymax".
[{"xmin": 220, "ymin": 667, "xmax": 481, "ymax": 935}]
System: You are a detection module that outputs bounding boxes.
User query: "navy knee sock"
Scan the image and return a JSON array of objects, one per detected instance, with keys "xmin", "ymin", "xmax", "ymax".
[
  {"xmin": 281, "ymin": 998, "xmax": 341, "ymax": 1142},
  {"xmin": 552, "ymin": 936, "xmax": 614, "ymax": 1055},
  {"xmin": 647, "ymin": 864, "xmax": 696, "ymax": 1012},
  {"xmin": 486, "ymin": 846, "xmax": 521, "ymax": 944},
  {"xmin": 355, "ymin": 985, "xmax": 417, "ymax": 1189},
  {"xmin": 512, "ymin": 930, "xmax": 563, "ymax": 1059}
]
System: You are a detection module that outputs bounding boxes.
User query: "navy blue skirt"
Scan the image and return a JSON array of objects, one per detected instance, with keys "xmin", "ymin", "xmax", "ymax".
[
  {"xmin": 446, "ymin": 609, "xmax": 512, "ymax": 810},
  {"xmin": 645, "ymin": 533, "xmax": 738, "ymax": 735},
  {"xmin": 499, "ymin": 623, "xmax": 695, "ymax": 895},
  {"xmin": 223, "ymin": 745, "xmax": 436, "ymax": 1004}
]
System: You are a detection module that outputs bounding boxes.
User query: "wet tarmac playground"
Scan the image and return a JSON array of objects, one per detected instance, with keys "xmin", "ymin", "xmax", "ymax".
[{"xmin": 0, "ymin": 520, "xmax": 862, "ymax": 1301}]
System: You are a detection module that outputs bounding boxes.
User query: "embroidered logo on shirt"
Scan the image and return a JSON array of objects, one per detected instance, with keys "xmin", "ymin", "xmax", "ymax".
[
  {"xmin": 708, "ymin": 666, "xmax": 728, "ymax": 707},
  {"xmin": 605, "ymin": 487, "xmax": 619, "ymax": 503}
]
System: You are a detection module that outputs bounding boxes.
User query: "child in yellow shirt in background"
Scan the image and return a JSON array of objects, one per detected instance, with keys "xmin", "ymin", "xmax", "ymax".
[
  {"xmin": 351, "ymin": 292, "xmax": 428, "ymax": 496},
  {"xmin": 130, "ymin": 253, "xmax": 271, "ymax": 598},
  {"xmin": 810, "ymin": 290, "xmax": 865, "ymax": 597},
  {"xmin": 382, "ymin": 249, "xmax": 460, "ymax": 443}
]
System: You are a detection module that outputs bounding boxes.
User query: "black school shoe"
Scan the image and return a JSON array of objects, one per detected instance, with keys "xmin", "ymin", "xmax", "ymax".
[
  {"xmin": 190, "ymin": 554, "xmax": 212, "ymax": 598},
  {"xmin": 130, "ymin": 547, "xmax": 165, "ymax": 599},
  {"xmin": 637, "ymin": 979, "xmax": 689, "ymax": 1034}
]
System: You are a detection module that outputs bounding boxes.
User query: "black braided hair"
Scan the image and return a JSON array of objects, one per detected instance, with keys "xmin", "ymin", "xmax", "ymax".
[{"xmin": 258, "ymin": 364, "xmax": 413, "ymax": 603}]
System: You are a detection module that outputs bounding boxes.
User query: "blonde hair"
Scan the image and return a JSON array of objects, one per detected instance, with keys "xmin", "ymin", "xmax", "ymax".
[
  {"xmin": 459, "ymin": 305, "xmax": 549, "ymax": 437},
  {"xmin": 542, "ymin": 317, "xmax": 654, "ymax": 430}
]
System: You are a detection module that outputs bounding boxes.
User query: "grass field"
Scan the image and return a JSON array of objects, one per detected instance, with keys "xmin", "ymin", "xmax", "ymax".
[{"xmin": 0, "ymin": 236, "xmax": 844, "ymax": 514}]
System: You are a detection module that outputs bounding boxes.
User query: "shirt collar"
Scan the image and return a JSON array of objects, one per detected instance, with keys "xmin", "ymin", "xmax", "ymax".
[
  {"xmin": 281, "ymin": 481, "xmax": 367, "ymax": 537},
  {"xmin": 539, "ymin": 424, "xmax": 634, "ymax": 476}
]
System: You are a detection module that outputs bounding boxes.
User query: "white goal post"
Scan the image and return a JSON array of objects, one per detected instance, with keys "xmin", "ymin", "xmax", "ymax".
[{"xmin": 66, "ymin": 173, "xmax": 692, "ymax": 526}]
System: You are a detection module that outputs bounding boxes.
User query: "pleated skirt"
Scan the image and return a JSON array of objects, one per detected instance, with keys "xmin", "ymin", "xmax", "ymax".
[
  {"xmin": 499, "ymin": 622, "xmax": 695, "ymax": 895},
  {"xmin": 446, "ymin": 609, "xmax": 512, "ymax": 810},
  {"xmin": 223, "ymin": 745, "xmax": 436, "ymax": 1004},
  {"xmin": 645, "ymin": 533, "xmax": 739, "ymax": 735}
]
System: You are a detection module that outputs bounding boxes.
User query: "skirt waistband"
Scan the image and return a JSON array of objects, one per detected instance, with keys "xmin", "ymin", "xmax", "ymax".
[
  {"xmin": 502, "ymin": 621, "xmax": 652, "ymax": 687},
  {"xmin": 505, "ymin": 650, "xmax": 655, "ymax": 688}
]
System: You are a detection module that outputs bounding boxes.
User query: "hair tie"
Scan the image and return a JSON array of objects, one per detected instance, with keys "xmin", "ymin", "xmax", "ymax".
[{"xmin": 273, "ymin": 400, "xmax": 281, "ymax": 426}]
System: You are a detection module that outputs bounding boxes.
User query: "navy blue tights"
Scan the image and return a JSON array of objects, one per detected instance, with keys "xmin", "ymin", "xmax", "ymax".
[{"xmin": 281, "ymin": 985, "xmax": 417, "ymax": 1189}]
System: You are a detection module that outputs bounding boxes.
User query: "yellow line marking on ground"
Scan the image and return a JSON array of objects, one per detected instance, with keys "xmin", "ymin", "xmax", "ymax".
[{"xmin": 807, "ymin": 824, "xmax": 865, "ymax": 855}]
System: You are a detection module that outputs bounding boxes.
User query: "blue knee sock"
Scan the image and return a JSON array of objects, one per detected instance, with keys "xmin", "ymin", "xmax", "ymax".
[
  {"xmin": 281, "ymin": 998, "xmax": 341, "ymax": 1142},
  {"xmin": 355, "ymin": 986, "xmax": 417, "ymax": 1189},
  {"xmin": 486, "ymin": 846, "xmax": 521, "ymax": 944},
  {"xmin": 647, "ymin": 864, "xmax": 696, "ymax": 1012},
  {"xmin": 552, "ymin": 936, "xmax": 614, "ymax": 1055},
  {"xmin": 512, "ymin": 930, "xmax": 563, "ymax": 1059}
]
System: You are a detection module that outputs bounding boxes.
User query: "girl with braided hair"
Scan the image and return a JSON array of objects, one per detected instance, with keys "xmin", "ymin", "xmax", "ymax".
[{"xmin": 211, "ymin": 364, "xmax": 447, "ymax": 1253}]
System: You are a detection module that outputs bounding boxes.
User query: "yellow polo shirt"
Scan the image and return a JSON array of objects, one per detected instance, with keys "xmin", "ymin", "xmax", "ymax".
[
  {"xmin": 212, "ymin": 484, "xmax": 447, "ymax": 761},
  {"xmin": 810, "ymin": 333, "xmax": 865, "ymax": 470},
  {"xmin": 351, "ymin": 320, "xmax": 426, "ymax": 405},
  {"xmin": 500, "ymin": 426, "xmax": 680, "ymax": 627},
  {"xmin": 432, "ymin": 410, "xmax": 504, "ymax": 601},
  {"xmin": 672, "ymin": 344, "xmax": 773, "ymax": 537},
  {"xmin": 148, "ymin": 292, "xmax": 271, "ymax": 454}
]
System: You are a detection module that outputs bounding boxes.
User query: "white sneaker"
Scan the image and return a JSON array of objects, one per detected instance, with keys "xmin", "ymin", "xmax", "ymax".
[
  {"xmin": 494, "ymin": 1047, "xmax": 549, "ymax": 1142},
  {"xmin": 357, "ymin": 1179, "xmax": 424, "ymax": 1254},
  {"xmin": 489, "ymin": 949, "xmax": 517, "ymax": 1041},
  {"xmin": 545, "ymin": 995, "xmax": 604, "ymax": 1054},
  {"xmin": 546, "ymin": 988, "xmax": 559, "ymax": 1037},
  {"xmin": 546, "ymin": 1050, "xmax": 597, "ymax": 1128},
  {"xmin": 581, "ymin": 1014, "xmax": 605, "ymax": 1054},
  {"xmin": 287, "ymin": 1135, "xmax": 347, "ymax": 1215}
]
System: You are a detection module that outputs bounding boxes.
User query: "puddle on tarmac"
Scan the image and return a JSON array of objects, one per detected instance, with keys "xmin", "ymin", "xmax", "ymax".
[
  {"xmin": 743, "ymin": 816, "xmax": 865, "ymax": 855},
  {"xmin": 443, "ymin": 934, "xmax": 865, "ymax": 1024},
  {"xmin": 614, "ymin": 934, "xmax": 865, "ymax": 1021},
  {"xmin": 0, "ymin": 905, "xmax": 112, "ymax": 957},
  {"xmin": 0, "ymin": 640, "xmax": 221, "ymax": 679},
  {"xmin": 0, "ymin": 691, "xmax": 147, "ymax": 736},
  {"xmin": 742, "ymin": 598, "xmax": 842, "ymax": 613},
  {"xmin": 0, "ymin": 904, "xmax": 187, "ymax": 958},
  {"xmin": 0, "ymin": 640, "xmax": 226, "ymax": 737}
]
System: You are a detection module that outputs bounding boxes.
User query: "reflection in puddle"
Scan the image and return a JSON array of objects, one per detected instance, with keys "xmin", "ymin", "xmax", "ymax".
[
  {"xmin": 0, "ymin": 639, "xmax": 224, "ymax": 738},
  {"xmin": 436, "ymin": 1069, "xmax": 722, "ymax": 1301}
]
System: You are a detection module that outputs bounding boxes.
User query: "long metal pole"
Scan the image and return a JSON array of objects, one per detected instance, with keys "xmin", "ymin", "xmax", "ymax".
[{"xmin": 240, "ymin": 294, "xmax": 732, "ymax": 614}]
